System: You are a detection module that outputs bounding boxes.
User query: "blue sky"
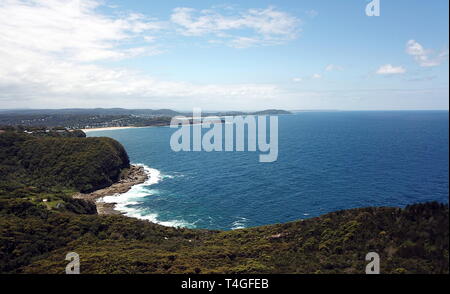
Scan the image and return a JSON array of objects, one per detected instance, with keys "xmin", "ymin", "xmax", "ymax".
[{"xmin": 0, "ymin": 0, "xmax": 448, "ymax": 110}]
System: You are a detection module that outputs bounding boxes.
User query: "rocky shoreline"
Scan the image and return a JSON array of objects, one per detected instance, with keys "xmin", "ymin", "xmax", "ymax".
[{"xmin": 73, "ymin": 164, "xmax": 148, "ymax": 215}]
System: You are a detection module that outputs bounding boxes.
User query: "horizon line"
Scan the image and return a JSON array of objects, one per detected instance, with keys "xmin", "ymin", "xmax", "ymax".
[{"xmin": 0, "ymin": 108, "xmax": 449, "ymax": 112}]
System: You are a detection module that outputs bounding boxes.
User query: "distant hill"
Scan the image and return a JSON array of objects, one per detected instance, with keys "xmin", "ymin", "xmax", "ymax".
[
  {"xmin": 202, "ymin": 109, "xmax": 292, "ymax": 116},
  {"xmin": 251, "ymin": 109, "xmax": 292, "ymax": 115},
  {"xmin": 0, "ymin": 108, "xmax": 182, "ymax": 116},
  {"xmin": 0, "ymin": 109, "xmax": 292, "ymax": 129},
  {"xmin": 0, "ymin": 108, "xmax": 291, "ymax": 116}
]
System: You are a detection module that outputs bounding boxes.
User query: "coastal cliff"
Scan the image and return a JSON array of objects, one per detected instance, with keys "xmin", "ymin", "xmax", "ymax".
[{"xmin": 73, "ymin": 165, "xmax": 148, "ymax": 215}]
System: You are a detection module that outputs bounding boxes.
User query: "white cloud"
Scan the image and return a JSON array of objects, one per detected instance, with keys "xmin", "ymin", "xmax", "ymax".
[
  {"xmin": 305, "ymin": 10, "xmax": 318, "ymax": 18},
  {"xmin": 0, "ymin": 0, "xmax": 165, "ymax": 62},
  {"xmin": 229, "ymin": 37, "xmax": 260, "ymax": 49},
  {"xmin": 325, "ymin": 64, "xmax": 343, "ymax": 72},
  {"xmin": 406, "ymin": 40, "xmax": 449, "ymax": 67},
  {"xmin": 0, "ymin": 48, "xmax": 280, "ymax": 108},
  {"xmin": 170, "ymin": 6, "xmax": 301, "ymax": 48},
  {"xmin": 0, "ymin": 0, "xmax": 282, "ymax": 109},
  {"xmin": 376, "ymin": 64, "xmax": 406, "ymax": 75},
  {"xmin": 293, "ymin": 74, "xmax": 322, "ymax": 82}
]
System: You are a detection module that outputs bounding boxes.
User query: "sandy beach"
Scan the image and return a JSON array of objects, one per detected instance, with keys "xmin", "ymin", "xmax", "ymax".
[{"xmin": 82, "ymin": 126, "xmax": 139, "ymax": 133}]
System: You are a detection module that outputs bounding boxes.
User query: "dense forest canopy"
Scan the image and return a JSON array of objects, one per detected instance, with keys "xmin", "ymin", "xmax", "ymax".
[{"xmin": 0, "ymin": 132, "xmax": 130, "ymax": 194}]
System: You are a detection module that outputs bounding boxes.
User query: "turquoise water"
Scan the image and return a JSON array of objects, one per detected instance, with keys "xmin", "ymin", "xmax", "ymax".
[{"xmin": 89, "ymin": 111, "xmax": 449, "ymax": 230}]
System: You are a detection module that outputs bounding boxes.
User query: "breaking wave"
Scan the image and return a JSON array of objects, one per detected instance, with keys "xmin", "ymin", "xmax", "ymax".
[
  {"xmin": 100, "ymin": 163, "xmax": 194, "ymax": 228},
  {"xmin": 231, "ymin": 217, "xmax": 249, "ymax": 230}
]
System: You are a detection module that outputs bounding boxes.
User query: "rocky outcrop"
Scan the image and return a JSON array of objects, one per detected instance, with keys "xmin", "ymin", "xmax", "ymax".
[{"xmin": 73, "ymin": 164, "xmax": 148, "ymax": 215}]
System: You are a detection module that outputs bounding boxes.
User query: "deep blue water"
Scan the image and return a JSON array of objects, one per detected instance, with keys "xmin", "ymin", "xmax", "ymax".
[{"xmin": 88, "ymin": 111, "xmax": 449, "ymax": 230}]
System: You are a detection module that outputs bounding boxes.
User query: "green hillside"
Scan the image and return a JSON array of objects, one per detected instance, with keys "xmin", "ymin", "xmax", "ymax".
[{"xmin": 0, "ymin": 132, "xmax": 129, "ymax": 194}]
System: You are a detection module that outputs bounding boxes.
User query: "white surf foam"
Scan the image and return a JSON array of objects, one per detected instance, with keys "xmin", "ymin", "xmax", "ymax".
[
  {"xmin": 231, "ymin": 217, "xmax": 249, "ymax": 230},
  {"xmin": 100, "ymin": 163, "xmax": 194, "ymax": 228}
]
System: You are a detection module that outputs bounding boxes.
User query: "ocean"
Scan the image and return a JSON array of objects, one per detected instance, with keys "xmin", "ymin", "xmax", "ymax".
[{"xmin": 88, "ymin": 111, "xmax": 449, "ymax": 230}]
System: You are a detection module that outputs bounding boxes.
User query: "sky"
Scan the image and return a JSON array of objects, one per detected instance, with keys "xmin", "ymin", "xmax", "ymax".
[{"xmin": 0, "ymin": 0, "xmax": 448, "ymax": 111}]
